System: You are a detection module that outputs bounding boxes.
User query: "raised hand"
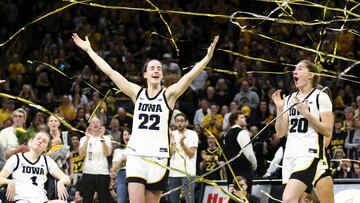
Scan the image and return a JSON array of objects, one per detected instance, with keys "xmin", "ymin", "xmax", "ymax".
[
  {"xmin": 72, "ymin": 33, "xmax": 91, "ymax": 52},
  {"xmin": 206, "ymin": 36, "xmax": 219, "ymax": 59},
  {"xmin": 271, "ymin": 90, "xmax": 285, "ymax": 110}
]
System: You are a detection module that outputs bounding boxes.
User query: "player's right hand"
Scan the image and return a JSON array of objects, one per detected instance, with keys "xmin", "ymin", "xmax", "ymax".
[
  {"xmin": 271, "ymin": 89, "xmax": 285, "ymax": 110},
  {"xmin": 6, "ymin": 180, "xmax": 15, "ymax": 201}
]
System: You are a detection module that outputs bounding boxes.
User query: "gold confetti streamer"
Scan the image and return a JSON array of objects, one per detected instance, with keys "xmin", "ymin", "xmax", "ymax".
[
  {"xmin": 0, "ymin": 92, "xmax": 83, "ymax": 134},
  {"xmin": 0, "ymin": 0, "xmax": 91, "ymax": 47},
  {"xmin": 145, "ymin": 0, "xmax": 179, "ymax": 56}
]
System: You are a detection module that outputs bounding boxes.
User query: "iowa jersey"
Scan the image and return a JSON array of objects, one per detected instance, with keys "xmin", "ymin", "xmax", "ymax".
[
  {"xmin": 202, "ymin": 147, "xmax": 224, "ymax": 180},
  {"xmin": 127, "ymin": 88, "xmax": 172, "ymax": 158},
  {"xmin": 72, "ymin": 151, "xmax": 84, "ymax": 173},
  {"xmin": 3, "ymin": 153, "xmax": 58, "ymax": 201},
  {"xmin": 284, "ymin": 89, "xmax": 332, "ymax": 158}
]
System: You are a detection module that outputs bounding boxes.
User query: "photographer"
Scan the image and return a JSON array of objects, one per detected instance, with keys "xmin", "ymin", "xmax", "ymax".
[
  {"xmin": 224, "ymin": 176, "xmax": 260, "ymax": 203},
  {"xmin": 333, "ymin": 159, "xmax": 356, "ymax": 178}
]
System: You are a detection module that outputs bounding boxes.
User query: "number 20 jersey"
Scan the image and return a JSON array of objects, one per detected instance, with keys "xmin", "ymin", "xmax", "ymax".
[
  {"xmin": 127, "ymin": 88, "xmax": 172, "ymax": 158},
  {"xmin": 283, "ymin": 89, "xmax": 332, "ymax": 159}
]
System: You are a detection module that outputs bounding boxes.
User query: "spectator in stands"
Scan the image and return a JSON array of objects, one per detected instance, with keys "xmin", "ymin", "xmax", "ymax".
[
  {"xmin": 202, "ymin": 104, "xmax": 223, "ymax": 139},
  {"xmin": 162, "ymin": 53, "xmax": 181, "ymax": 75},
  {"xmin": 111, "ymin": 128, "xmax": 131, "ymax": 203},
  {"xmin": 215, "ymin": 78, "xmax": 231, "ymax": 107},
  {"xmin": 329, "ymin": 118, "xmax": 347, "ymax": 158},
  {"xmin": 223, "ymin": 101, "xmax": 239, "ymax": 132},
  {"xmin": 248, "ymin": 100, "xmax": 273, "ymax": 130},
  {"xmin": 89, "ymin": 91, "xmax": 107, "ymax": 124},
  {"xmin": 71, "ymin": 107, "xmax": 87, "ymax": 132},
  {"xmin": 334, "ymin": 89, "xmax": 346, "ymax": 113},
  {"xmin": 331, "ymin": 149, "xmax": 346, "ymax": 170},
  {"xmin": 224, "ymin": 176, "xmax": 260, "ymax": 203},
  {"xmin": 41, "ymin": 92, "xmax": 57, "ymax": 113},
  {"xmin": 333, "ymin": 159, "xmax": 356, "ymax": 178},
  {"xmin": 47, "ymin": 115, "xmax": 71, "ymax": 148},
  {"xmin": 107, "ymin": 118, "xmax": 121, "ymax": 145},
  {"xmin": 355, "ymin": 96, "xmax": 360, "ymax": 118},
  {"xmin": 204, "ymin": 86, "xmax": 217, "ymax": 105},
  {"xmin": 57, "ymin": 95, "xmax": 77, "ymax": 122},
  {"xmin": 113, "ymin": 107, "xmax": 132, "ymax": 131},
  {"xmin": 221, "ymin": 105, "xmax": 229, "ymax": 118},
  {"xmin": 345, "ymin": 116, "xmax": 360, "ymax": 160},
  {"xmin": 70, "ymin": 133, "xmax": 84, "ymax": 186},
  {"xmin": 69, "ymin": 83, "xmax": 88, "ymax": 109},
  {"xmin": 79, "ymin": 115, "xmax": 112, "ymax": 203},
  {"xmin": 168, "ymin": 113, "xmax": 198, "ymax": 203},
  {"xmin": 233, "ymin": 80, "xmax": 260, "ymax": 110},
  {"xmin": 7, "ymin": 53, "xmax": 25, "ymax": 88},
  {"xmin": 353, "ymin": 162, "xmax": 360, "ymax": 178},
  {"xmin": 343, "ymin": 85, "xmax": 354, "ymax": 107},
  {"xmin": 46, "ymin": 137, "xmax": 71, "ymax": 173},
  {"xmin": 1, "ymin": 118, "xmax": 13, "ymax": 130},
  {"xmin": 0, "ymin": 99, "xmax": 14, "ymax": 128},
  {"xmin": 0, "ymin": 108, "xmax": 28, "ymax": 159},
  {"xmin": 194, "ymin": 98, "xmax": 211, "ymax": 126},
  {"xmin": 200, "ymin": 135, "xmax": 225, "ymax": 180},
  {"xmin": 342, "ymin": 106, "xmax": 354, "ymax": 132},
  {"xmin": 190, "ymin": 70, "xmax": 208, "ymax": 95},
  {"xmin": 32, "ymin": 111, "xmax": 46, "ymax": 131},
  {"xmin": 18, "ymin": 84, "xmax": 37, "ymax": 101},
  {"xmin": 35, "ymin": 71, "xmax": 54, "ymax": 100}
]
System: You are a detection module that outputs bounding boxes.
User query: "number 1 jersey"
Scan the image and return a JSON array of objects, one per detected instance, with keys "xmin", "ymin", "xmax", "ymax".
[
  {"xmin": 283, "ymin": 89, "xmax": 332, "ymax": 159},
  {"xmin": 127, "ymin": 88, "xmax": 172, "ymax": 158}
]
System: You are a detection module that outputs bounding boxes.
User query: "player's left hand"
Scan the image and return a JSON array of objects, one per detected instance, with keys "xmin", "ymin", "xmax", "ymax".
[
  {"xmin": 57, "ymin": 180, "xmax": 69, "ymax": 200},
  {"xmin": 179, "ymin": 134, "xmax": 186, "ymax": 145},
  {"xmin": 206, "ymin": 35, "xmax": 219, "ymax": 59},
  {"xmin": 294, "ymin": 96, "xmax": 310, "ymax": 117}
]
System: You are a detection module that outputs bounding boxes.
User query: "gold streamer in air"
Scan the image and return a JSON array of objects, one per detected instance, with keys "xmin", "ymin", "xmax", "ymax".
[{"xmin": 0, "ymin": 0, "xmax": 91, "ymax": 47}]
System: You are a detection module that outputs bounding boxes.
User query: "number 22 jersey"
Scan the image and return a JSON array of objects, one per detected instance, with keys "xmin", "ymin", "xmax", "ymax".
[
  {"xmin": 283, "ymin": 89, "xmax": 332, "ymax": 159},
  {"xmin": 127, "ymin": 88, "xmax": 172, "ymax": 158}
]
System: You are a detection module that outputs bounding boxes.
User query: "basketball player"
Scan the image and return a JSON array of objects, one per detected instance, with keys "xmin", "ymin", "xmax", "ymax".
[
  {"xmin": 272, "ymin": 60, "xmax": 334, "ymax": 203},
  {"xmin": 0, "ymin": 131, "xmax": 71, "ymax": 203},
  {"xmin": 72, "ymin": 33, "xmax": 219, "ymax": 203}
]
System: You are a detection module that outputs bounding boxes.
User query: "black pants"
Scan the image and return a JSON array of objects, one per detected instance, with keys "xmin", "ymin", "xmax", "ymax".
[{"xmin": 81, "ymin": 173, "xmax": 111, "ymax": 203}]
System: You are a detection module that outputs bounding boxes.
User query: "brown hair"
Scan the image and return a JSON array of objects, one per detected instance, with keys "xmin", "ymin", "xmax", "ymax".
[
  {"xmin": 229, "ymin": 111, "xmax": 242, "ymax": 126},
  {"xmin": 298, "ymin": 60, "xmax": 319, "ymax": 87}
]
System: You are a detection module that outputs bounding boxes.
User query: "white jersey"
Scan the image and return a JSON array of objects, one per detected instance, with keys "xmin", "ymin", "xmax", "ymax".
[
  {"xmin": 169, "ymin": 129, "xmax": 198, "ymax": 177},
  {"xmin": 283, "ymin": 89, "xmax": 332, "ymax": 158},
  {"xmin": 127, "ymin": 88, "xmax": 172, "ymax": 158},
  {"xmin": 3, "ymin": 153, "xmax": 58, "ymax": 202}
]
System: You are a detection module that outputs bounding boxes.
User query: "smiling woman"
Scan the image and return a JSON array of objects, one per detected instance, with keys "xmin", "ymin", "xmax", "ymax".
[
  {"xmin": 72, "ymin": 32, "xmax": 218, "ymax": 203},
  {"xmin": 0, "ymin": 131, "xmax": 70, "ymax": 203},
  {"xmin": 78, "ymin": 115, "xmax": 113, "ymax": 203}
]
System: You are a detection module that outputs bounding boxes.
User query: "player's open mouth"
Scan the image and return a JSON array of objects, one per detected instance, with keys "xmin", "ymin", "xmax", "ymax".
[
  {"xmin": 152, "ymin": 75, "xmax": 159, "ymax": 79},
  {"xmin": 294, "ymin": 76, "xmax": 299, "ymax": 82}
]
